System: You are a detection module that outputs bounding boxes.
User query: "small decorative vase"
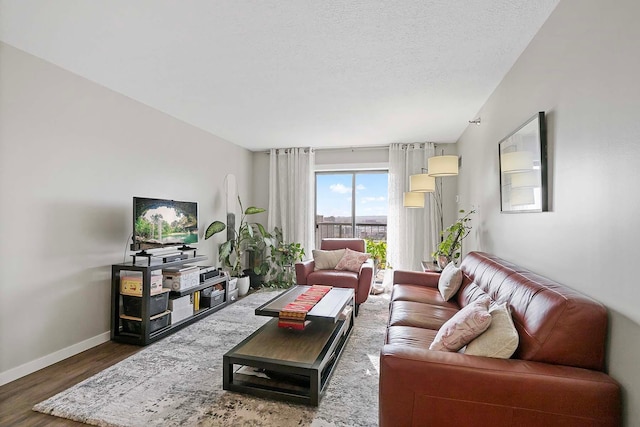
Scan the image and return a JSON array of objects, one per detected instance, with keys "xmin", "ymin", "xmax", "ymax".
[
  {"xmin": 236, "ymin": 276, "xmax": 251, "ymax": 297},
  {"xmin": 437, "ymin": 255, "xmax": 451, "ymax": 270}
]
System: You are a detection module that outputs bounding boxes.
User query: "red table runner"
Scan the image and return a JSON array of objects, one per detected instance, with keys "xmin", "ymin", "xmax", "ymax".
[{"xmin": 278, "ymin": 285, "xmax": 333, "ymax": 330}]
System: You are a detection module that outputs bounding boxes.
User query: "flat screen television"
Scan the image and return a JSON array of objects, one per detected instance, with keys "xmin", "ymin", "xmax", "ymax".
[{"xmin": 132, "ymin": 197, "xmax": 198, "ymax": 251}]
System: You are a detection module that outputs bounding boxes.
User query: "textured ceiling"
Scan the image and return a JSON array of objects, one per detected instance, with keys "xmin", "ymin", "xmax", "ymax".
[{"xmin": 0, "ymin": 0, "xmax": 559, "ymax": 151}]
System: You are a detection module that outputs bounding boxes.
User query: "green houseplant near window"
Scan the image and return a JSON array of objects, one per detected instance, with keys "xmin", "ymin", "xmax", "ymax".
[
  {"xmin": 365, "ymin": 239, "xmax": 392, "ymax": 289},
  {"xmin": 267, "ymin": 227, "xmax": 305, "ymax": 288},
  {"xmin": 365, "ymin": 239, "xmax": 388, "ymax": 271},
  {"xmin": 433, "ymin": 209, "xmax": 475, "ymax": 268},
  {"xmin": 204, "ymin": 196, "xmax": 271, "ymax": 282}
]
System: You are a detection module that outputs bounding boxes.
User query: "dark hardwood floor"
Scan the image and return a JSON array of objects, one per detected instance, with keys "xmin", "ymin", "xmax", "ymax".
[{"xmin": 0, "ymin": 341, "xmax": 140, "ymax": 426}]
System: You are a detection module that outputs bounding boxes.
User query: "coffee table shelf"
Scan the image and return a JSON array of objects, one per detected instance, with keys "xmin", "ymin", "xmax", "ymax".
[{"xmin": 254, "ymin": 285, "xmax": 349, "ymax": 322}]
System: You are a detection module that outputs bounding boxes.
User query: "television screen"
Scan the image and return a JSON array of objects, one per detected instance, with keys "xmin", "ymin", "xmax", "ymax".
[{"xmin": 133, "ymin": 197, "xmax": 198, "ymax": 250}]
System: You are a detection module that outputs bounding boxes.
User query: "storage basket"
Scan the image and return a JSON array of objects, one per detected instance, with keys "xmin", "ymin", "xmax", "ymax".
[{"xmin": 122, "ymin": 289, "xmax": 169, "ymax": 317}]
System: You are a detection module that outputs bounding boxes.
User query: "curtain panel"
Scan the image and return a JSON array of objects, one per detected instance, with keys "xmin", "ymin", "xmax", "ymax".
[
  {"xmin": 387, "ymin": 143, "xmax": 438, "ymax": 272},
  {"xmin": 267, "ymin": 148, "xmax": 315, "ymax": 255}
]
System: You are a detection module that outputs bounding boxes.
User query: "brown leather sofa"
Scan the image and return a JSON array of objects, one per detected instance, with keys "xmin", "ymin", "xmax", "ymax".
[
  {"xmin": 380, "ymin": 251, "xmax": 621, "ymax": 426},
  {"xmin": 295, "ymin": 238, "xmax": 374, "ymax": 315}
]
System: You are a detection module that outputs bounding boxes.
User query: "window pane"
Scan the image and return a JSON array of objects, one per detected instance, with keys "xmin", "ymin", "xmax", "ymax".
[
  {"xmin": 316, "ymin": 173, "xmax": 353, "ymax": 241},
  {"xmin": 355, "ymin": 173, "xmax": 388, "ymax": 241},
  {"xmin": 316, "ymin": 173, "xmax": 353, "ymax": 222}
]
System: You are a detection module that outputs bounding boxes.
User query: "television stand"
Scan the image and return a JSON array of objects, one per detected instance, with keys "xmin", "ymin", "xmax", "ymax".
[{"xmin": 111, "ymin": 255, "xmax": 232, "ymax": 346}]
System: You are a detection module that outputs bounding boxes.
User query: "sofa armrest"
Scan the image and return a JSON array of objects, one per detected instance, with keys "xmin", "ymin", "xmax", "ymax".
[
  {"xmin": 295, "ymin": 260, "xmax": 315, "ymax": 285},
  {"xmin": 393, "ymin": 270, "xmax": 440, "ymax": 288},
  {"xmin": 379, "ymin": 345, "xmax": 621, "ymax": 427},
  {"xmin": 355, "ymin": 259, "xmax": 374, "ymax": 304}
]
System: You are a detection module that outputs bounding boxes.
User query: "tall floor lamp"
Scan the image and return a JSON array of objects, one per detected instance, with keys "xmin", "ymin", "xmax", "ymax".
[{"xmin": 403, "ymin": 154, "xmax": 459, "ymax": 250}]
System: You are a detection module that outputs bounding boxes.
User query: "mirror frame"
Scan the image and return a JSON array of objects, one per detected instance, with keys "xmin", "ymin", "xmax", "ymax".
[{"xmin": 498, "ymin": 112, "xmax": 548, "ymax": 213}]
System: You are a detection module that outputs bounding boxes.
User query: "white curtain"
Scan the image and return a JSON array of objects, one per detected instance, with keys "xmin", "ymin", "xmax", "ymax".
[
  {"xmin": 268, "ymin": 148, "xmax": 315, "ymax": 255},
  {"xmin": 387, "ymin": 143, "xmax": 438, "ymax": 272}
]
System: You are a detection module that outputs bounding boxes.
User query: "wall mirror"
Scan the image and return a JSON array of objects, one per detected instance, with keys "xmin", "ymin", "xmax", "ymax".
[{"xmin": 499, "ymin": 112, "xmax": 548, "ymax": 213}]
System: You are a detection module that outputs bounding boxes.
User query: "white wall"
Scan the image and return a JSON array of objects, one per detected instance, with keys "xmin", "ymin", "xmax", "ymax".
[
  {"xmin": 456, "ymin": 0, "xmax": 640, "ymax": 424},
  {"xmin": 314, "ymin": 146, "xmax": 389, "ymax": 169},
  {"xmin": 0, "ymin": 43, "xmax": 253, "ymax": 384}
]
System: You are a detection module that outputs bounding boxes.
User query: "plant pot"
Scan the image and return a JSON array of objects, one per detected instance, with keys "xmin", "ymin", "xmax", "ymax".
[
  {"xmin": 437, "ymin": 255, "xmax": 451, "ymax": 270},
  {"xmin": 236, "ymin": 276, "xmax": 251, "ymax": 297},
  {"xmin": 244, "ymin": 269, "xmax": 263, "ymax": 289}
]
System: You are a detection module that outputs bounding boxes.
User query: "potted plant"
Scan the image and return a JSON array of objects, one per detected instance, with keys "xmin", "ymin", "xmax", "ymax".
[
  {"xmin": 267, "ymin": 227, "xmax": 305, "ymax": 288},
  {"xmin": 433, "ymin": 209, "xmax": 475, "ymax": 269},
  {"xmin": 365, "ymin": 239, "xmax": 389, "ymax": 281},
  {"xmin": 204, "ymin": 196, "xmax": 271, "ymax": 296},
  {"xmin": 244, "ymin": 232, "xmax": 270, "ymax": 288}
]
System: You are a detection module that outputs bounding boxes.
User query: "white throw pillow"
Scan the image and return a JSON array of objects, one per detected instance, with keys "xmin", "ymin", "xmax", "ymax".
[
  {"xmin": 464, "ymin": 302, "xmax": 519, "ymax": 359},
  {"xmin": 312, "ymin": 249, "xmax": 346, "ymax": 271},
  {"xmin": 438, "ymin": 262, "xmax": 463, "ymax": 301}
]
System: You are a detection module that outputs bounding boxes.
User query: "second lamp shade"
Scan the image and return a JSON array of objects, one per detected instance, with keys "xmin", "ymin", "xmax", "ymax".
[
  {"xmin": 409, "ymin": 173, "xmax": 436, "ymax": 192},
  {"xmin": 428, "ymin": 155, "xmax": 459, "ymax": 176}
]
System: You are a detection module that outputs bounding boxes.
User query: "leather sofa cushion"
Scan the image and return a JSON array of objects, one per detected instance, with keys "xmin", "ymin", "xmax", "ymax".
[
  {"xmin": 456, "ymin": 279, "xmax": 491, "ymax": 307},
  {"xmin": 389, "ymin": 301, "xmax": 458, "ymax": 330},
  {"xmin": 386, "ymin": 325, "xmax": 437, "ymax": 348},
  {"xmin": 391, "ymin": 284, "xmax": 459, "ymax": 309},
  {"xmin": 307, "ymin": 270, "xmax": 358, "ymax": 288}
]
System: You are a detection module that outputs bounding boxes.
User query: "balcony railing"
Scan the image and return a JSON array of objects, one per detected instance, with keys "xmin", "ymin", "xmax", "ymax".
[{"xmin": 315, "ymin": 222, "xmax": 387, "ymax": 247}]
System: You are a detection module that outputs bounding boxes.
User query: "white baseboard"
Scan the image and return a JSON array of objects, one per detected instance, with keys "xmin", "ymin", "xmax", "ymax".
[{"xmin": 0, "ymin": 331, "xmax": 111, "ymax": 387}]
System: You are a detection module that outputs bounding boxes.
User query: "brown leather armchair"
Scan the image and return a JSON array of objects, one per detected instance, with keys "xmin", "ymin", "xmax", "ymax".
[{"xmin": 295, "ymin": 238, "xmax": 374, "ymax": 315}]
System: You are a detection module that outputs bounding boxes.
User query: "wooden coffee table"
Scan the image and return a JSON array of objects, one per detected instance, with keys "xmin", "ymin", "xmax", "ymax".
[{"xmin": 222, "ymin": 286, "xmax": 355, "ymax": 406}]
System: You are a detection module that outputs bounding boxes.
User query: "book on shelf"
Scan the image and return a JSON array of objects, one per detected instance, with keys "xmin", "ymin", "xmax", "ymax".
[
  {"xmin": 277, "ymin": 319, "xmax": 309, "ymax": 330},
  {"xmin": 193, "ymin": 291, "xmax": 200, "ymax": 311}
]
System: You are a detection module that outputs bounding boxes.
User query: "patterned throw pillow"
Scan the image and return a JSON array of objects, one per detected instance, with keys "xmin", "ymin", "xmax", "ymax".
[
  {"xmin": 335, "ymin": 248, "xmax": 370, "ymax": 273},
  {"xmin": 312, "ymin": 249, "xmax": 346, "ymax": 271},
  {"xmin": 464, "ymin": 302, "xmax": 519, "ymax": 358},
  {"xmin": 438, "ymin": 262, "xmax": 463, "ymax": 301},
  {"xmin": 429, "ymin": 296, "xmax": 492, "ymax": 352}
]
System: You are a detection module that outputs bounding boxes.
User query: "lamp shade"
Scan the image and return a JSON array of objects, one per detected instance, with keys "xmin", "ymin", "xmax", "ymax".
[
  {"xmin": 403, "ymin": 192, "xmax": 425, "ymax": 208},
  {"xmin": 409, "ymin": 173, "xmax": 436, "ymax": 192},
  {"xmin": 427, "ymin": 155, "xmax": 459, "ymax": 176},
  {"xmin": 501, "ymin": 151, "xmax": 533, "ymax": 173}
]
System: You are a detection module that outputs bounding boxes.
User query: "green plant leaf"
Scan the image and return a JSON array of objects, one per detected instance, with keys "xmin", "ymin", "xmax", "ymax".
[
  {"xmin": 204, "ymin": 221, "xmax": 226, "ymax": 239},
  {"xmin": 245, "ymin": 207, "xmax": 265, "ymax": 215},
  {"xmin": 219, "ymin": 240, "xmax": 232, "ymax": 260},
  {"xmin": 255, "ymin": 223, "xmax": 268, "ymax": 237}
]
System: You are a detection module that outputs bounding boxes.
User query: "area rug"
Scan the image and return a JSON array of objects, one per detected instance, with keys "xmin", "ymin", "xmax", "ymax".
[{"xmin": 34, "ymin": 289, "xmax": 390, "ymax": 427}]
